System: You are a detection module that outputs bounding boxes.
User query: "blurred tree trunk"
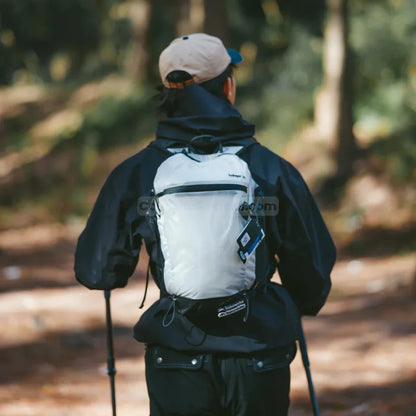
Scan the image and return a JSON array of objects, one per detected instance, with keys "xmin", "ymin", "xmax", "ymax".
[
  {"xmin": 203, "ymin": 0, "xmax": 229, "ymax": 43},
  {"xmin": 126, "ymin": 0, "xmax": 151, "ymax": 82},
  {"xmin": 167, "ymin": 0, "xmax": 204, "ymax": 36},
  {"xmin": 176, "ymin": 0, "xmax": 191, "ymax": 35},
  {"xmin": 413, "ymin": 261, "xmax": 416, "ymax": 296},
  {"xmin": 142, "ymin": 0, "xmax": 204, "ymax": 82},
  {"xmin": 315, "ymin": 0, "xmax": 357, "ymax": 181}
]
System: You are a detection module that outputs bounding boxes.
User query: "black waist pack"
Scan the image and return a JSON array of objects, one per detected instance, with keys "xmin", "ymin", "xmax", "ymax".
[
  {"xmin": 174, "ymin": 289, "xmax": 251, "ymax": 325},
  {"xmin": 134, "ymin": 282, "xmax": 301, "ymax": 354}
]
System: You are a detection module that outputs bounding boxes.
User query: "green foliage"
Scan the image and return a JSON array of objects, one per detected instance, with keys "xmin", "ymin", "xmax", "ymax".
[
  {"xmin": 351, "ymin": 0, "xmax": 416, "ymax": 137},
  {"xmin": 349, "ymin": 0, "xmax": 416, "ymax": 187},
  {"xmin": 239, "ymin": 25, "xmax": 322, "ymax": 145},
  {"xmin": 225, "ymin": 0, "xmax": 325, "ymax": 147},
  {"xmin": 275, "ymin": 0, "xmax": 326, "ymax": 34},
  {"xmin": 0, "ymin": 0, "xmax": 111, "ymax": 83},
  {"xmin": 71, "ymin": 88, "xmax": 155, "ymax": 150},
  {"xmin": 1, "ymin": 0, "xmax": 415, "ymax": 223},
  {"xmin": 0, "ymin": 82, "xmax": 157, "ymax": 221},
  {"xmin": 370, "ymin": 125, "xmax": 416, "ymax": 184}
]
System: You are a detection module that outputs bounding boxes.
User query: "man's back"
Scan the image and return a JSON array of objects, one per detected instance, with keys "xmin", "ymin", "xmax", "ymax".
[{"xmin": 75, "ymin": 33, "xmax": 336, "ymax": 416}]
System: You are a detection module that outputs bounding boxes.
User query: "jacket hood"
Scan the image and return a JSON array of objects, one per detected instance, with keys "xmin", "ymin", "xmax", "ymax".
[{"xmin": 155, "ymin": 84, "xmax": 255, "ymax": 147}]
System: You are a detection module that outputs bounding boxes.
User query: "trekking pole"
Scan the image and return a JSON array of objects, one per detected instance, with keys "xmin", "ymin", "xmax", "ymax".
[
  {"xmin": 104, "ymin": 290, "xmax": 117, "ymax": 416},
  {"xmin": 298, "ymin": 320, "xmax": 320, "ymax": 416}
]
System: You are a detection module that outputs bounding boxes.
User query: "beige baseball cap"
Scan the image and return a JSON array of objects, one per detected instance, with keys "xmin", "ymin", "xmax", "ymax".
[{"xmin": 159, "ymin": 33, "xmax": 242, "ymax": 88}]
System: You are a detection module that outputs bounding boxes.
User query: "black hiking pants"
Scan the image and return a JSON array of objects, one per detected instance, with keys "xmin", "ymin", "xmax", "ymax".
[{"xmin": 145, "ymin": 344, "xmax": 295, "ymax": 416}]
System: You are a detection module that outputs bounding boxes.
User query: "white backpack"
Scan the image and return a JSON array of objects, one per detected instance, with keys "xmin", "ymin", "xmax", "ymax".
[{"xmin": 151, "ymin": 144, "xmax": 264, "ymax": 301}]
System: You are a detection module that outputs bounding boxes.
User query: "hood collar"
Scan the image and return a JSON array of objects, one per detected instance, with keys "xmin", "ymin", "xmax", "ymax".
[{"xmin": 156, "ymin": 84, "xmax": 255, "ymax": 145}]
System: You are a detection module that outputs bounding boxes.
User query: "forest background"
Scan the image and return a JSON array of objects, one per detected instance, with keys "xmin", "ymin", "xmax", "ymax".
[{"xmin": 0, "ymin": 1, "xmax": 415, "ymax": 415}]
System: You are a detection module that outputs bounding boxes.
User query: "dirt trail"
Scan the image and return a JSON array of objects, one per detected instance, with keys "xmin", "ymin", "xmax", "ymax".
[{"xmin": 1, "ymin": 223, "xmax": 415, "ymax": 415}]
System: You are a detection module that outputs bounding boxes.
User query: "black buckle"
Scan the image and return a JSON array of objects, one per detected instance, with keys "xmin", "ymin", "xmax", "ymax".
[{"xmin": 189, "ymin": 135, "xmax": 222, "ymax": 154}]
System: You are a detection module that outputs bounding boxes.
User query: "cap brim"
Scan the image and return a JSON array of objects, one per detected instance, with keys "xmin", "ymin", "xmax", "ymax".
[{"xmin": 227, "ymin": 48, "xmax": 243, "ymax": 64}]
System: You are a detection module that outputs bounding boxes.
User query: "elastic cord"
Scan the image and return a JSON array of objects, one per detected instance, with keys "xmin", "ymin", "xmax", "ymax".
[
  {"xmin": 139, "ymin": 261, "xmax": 151, "ymax": 309},
  {"xmin": 162, "ymin": 296, "xmax": 177, "ymax": 327}
]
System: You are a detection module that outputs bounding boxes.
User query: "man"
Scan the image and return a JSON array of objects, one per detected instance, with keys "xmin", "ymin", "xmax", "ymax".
[{"xmin": 75, "ymin": 33, "xmax": 336, "ymax": 416}]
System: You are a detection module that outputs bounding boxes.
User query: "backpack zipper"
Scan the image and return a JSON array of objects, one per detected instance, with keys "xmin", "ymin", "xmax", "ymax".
[{"xmin": 156, "ymin": 183, "xmax": 247, "ymax": 198}]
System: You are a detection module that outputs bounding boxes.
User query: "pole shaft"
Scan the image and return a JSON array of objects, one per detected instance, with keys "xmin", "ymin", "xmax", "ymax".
[
  {"xmin": 104, "ymin": 290, "xmax": 117, "ymax": 416},
  {"xmin": 298, "ymin": 321, "xmax": 320, "ymax": 416}
]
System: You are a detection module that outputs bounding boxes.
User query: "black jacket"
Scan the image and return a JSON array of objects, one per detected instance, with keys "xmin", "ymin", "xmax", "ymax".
[{"xmin": 75, "ymin": 85, "xmax": 336, "ymax": 353}]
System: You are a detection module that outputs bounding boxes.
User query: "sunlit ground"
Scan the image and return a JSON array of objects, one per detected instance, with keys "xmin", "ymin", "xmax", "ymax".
[{"xmin": 1, "ymin": 220, "xmax": 415, "ymax": 416}]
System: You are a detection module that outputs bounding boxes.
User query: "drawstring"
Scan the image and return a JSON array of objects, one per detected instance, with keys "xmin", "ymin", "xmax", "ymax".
[
  {"xmin": 162, "ymin": 296, "xmax": 177, "ymax": 327},
  {"xmin": 139, "ymin": 260, "xmax": 151, "ymax": 309},
  {"xmin": 182, "ymin": 148, "xmax": 201, "ymax": 162}
]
